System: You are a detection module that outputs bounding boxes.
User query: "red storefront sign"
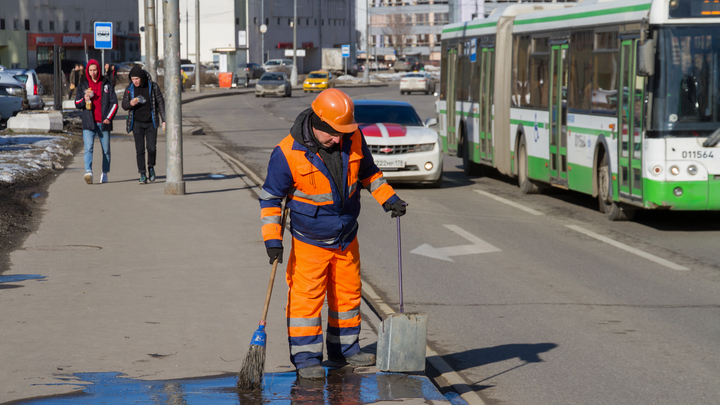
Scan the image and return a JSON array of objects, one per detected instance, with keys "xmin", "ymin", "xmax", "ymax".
[{"xmin": 27, "ymin": 33, "xmax": 111, "ymax": 50}]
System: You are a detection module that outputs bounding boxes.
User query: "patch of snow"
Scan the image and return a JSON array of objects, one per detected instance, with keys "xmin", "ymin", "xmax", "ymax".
[{"xmin": 0, "ymin": 133, "xmax": 76, "ymax": 184}]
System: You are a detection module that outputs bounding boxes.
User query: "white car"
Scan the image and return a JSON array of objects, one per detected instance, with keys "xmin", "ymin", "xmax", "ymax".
[
  {"xmin": 356, "ymin": 100, "xmax": 443, "ymax": 188},
  {"xmin": 0, "ymin": 67, "xmax": 44, "ymax": 110},
  {"xmin": 399, "ymin": 72, "xmax": 436, "ymax": 95}
]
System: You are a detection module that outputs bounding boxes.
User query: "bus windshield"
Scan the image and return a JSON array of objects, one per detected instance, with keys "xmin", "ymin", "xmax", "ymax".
[{"xmin": 650, "ymin": 25, "xmax": 720, "ymax": 137}]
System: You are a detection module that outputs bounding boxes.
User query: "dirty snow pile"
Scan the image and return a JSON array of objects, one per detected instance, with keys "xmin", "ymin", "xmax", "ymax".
[{"xmin": 0, "ymin": 134, "xmax": 75, "ymax": 184}]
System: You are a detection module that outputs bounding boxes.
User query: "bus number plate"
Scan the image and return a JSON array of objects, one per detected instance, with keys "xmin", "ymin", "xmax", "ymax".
[{"xmin": 681, "ymin": 150, "xmax": 715, "ymax": 159}]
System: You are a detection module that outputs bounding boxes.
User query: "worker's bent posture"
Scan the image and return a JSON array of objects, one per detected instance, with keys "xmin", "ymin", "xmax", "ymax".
[{"xmin": 259, "ymin": 89, "xmax": 407, "ymax": 380}]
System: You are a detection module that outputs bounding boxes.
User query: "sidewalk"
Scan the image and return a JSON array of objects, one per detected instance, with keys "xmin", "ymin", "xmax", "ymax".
[{"xmin": 0, "ymin": 124, "xmax": 450, "ymax": 403}]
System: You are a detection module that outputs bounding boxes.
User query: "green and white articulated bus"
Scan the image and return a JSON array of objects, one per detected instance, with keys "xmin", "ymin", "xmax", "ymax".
[{"xmin": 437, "ymin": 0, "xmax": 720, "ymax": 220}]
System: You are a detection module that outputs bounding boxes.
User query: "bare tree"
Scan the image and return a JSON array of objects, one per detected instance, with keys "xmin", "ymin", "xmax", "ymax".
[{"xmin": 383, "ymin": 14, "xmax": 413, "ymax": 56}]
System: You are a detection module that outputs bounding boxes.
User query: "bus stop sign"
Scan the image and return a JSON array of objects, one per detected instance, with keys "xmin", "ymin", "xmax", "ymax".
[
  {"xmin": 94, "ymin": 22, "xmax": 113, "ymax": 49},
  {"xmin": 342, "ymin": 44, "xmax": 350, "ymax": 58}
]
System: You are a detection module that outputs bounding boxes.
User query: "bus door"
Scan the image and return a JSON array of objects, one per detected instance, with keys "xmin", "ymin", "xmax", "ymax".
[
  {"xmin": 480, "ymin": 46, "xmax": 494, "ymax": 162},
  {"xmin": 618, "ymin": 39, "xmax": 645, "ymax": 203},
  {"xmin": 549, "ymin": 44, "xmax": 569, "ymax": 187},
  {"xmin": 446, "ymin": 47, "xmax": 458, "ymax": 154}
]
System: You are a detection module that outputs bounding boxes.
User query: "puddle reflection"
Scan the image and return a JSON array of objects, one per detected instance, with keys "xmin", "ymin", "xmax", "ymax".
[{"xmin": 20, "ymin": 367, "xmax": 448, "ymax": 405}]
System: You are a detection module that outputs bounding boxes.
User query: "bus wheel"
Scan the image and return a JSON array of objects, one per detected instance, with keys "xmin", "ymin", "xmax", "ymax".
[
  {"xmin": 462, "ymin": 130, "xmax": 482, "ymax": 176},
  {"xmin": 598, "ymin": 153, "xmax": 634, "ymax": 221},
  {"xmin": 518, "ymin": 139, "xmax": 539, "ymax": 194}
]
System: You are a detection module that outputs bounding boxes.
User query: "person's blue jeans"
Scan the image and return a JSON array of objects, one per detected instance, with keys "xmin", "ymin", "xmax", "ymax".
[{"xmin": 83, "ymin": 123, "xmax": 111, "ymax": 173}]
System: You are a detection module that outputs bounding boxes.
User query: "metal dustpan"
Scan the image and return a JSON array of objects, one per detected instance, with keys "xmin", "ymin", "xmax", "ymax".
[{"xmin": 376, "ymin": 213, "xmax": 428, "ymax": 373}]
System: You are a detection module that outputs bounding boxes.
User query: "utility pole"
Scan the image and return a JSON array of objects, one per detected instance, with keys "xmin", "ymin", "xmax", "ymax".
[
  {"xmin": 290, "ymin": 0, "xmax": 298, "ymax": 86},
  {"xmin": 186, "ymin": 4, "xmax": 189, "ymax": 60},
  {"xmin": 363, "ymin": 0, "xmax": 370, "ymax": 83},
  {"xmin": 195, "ymin": 0, "xmax": 200, "ymax": 93},
  {"xmin": 261, "ymin": 0, "xmax": 265, "ymax": 64},
  {"xmin": 146, "ymin": 0, "xmax": 158, "ymax": 83},
  {"xmin": 163, "ymin": 0, "xmax": 185, "ymax": 195}
]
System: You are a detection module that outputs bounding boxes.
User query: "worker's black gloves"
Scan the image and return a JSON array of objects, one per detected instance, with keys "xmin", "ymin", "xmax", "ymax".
[
  {"xmin": 267, "ymin": 247, "xmax": 283, "ymax": 264},
  {"xmin": 383, "ymin": 199, "xmax": 407, "ymax": 218}
]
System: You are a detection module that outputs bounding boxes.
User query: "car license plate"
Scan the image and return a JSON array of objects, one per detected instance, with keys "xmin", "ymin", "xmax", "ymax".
[{"xmin": 375, "ymin": 159, "xmax": 405, "ymax": 169}]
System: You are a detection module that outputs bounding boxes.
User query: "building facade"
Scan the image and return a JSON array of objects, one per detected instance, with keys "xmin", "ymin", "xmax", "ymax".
[
  {"xmin": 361, "ymin": 0, "xmax": 579, "ymax": 63},
  {"xmin": 0, "ymin": 0, "xmax": 140, "ymax": 69},
  {"xmin": 139, "ymin": 0, "xmax": 355, "ymax": 76}
]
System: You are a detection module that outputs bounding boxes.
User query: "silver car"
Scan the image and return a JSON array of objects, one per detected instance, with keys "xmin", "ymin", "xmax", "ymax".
[
  {"xmin": 263, "ymin": 59, "xmax": 293, "ymax": 76},
  {"xmin": 0, "ymin": 83, "xmax": 27, "ymax": 122},
  {"xmin": 255, "ymin": 73, "xmax": 292, "ymax": 97},
  {"xmin": 0, "ymin": 67, "xmax": 44, "ymax": 110}
]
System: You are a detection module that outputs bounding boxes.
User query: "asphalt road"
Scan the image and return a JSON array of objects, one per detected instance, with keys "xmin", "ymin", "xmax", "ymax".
[{"xmin": 185, "ymin": 85, "xmax": 720, "ymax": 405}]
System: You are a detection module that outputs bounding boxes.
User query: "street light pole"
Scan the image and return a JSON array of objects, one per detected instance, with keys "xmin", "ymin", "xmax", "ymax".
[
  {"xmin": 363, "ymin": 0, "xmax": 370, "ymax": 83},
  {"xmin": 195, "ymin": 0, "xmax": 200, "ymax": 93},
  {"xmin": 163, "ymin": 0, "xmax": 185, "ymax": 195},
  {"xmin": 145, "ymin": 0, "xmax": 158, "ymax": 83},
  {"xmin": 290, "ymin": 0, "xmax": 298, "ymax": 86},
  {"xmin": 261, "ymin": 0, "xmax": 265, "ymax": 63}
]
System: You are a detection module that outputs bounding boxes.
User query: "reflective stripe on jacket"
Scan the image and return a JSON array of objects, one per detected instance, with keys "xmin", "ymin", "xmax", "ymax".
[{"xmin": 260, "ymin": 128, "xmax": 398, "ymax": 251}]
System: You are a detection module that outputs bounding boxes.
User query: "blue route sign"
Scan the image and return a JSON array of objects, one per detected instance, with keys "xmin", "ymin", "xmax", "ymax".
[
  {"xmin": 470, "ymin": 38, "xmax": 477, "ymax": 63},
  {"xmin": 94, "ymin": 22, "xmax": 113, "ymax": 50},
  {"xmin": 342, "ymin": 44, "xmax": 350, "ymax": 58}
]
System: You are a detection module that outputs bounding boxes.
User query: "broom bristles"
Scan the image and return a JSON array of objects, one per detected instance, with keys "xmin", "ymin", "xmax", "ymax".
[{"xmin": 237, "ymin": 344, "xmax": 266, "ymax": 391}]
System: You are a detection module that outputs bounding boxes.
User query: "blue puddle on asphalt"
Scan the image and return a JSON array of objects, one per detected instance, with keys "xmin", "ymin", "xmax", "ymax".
[
  {"xmin": 20, "ymin": 368, "xmax": 453, "ymax": 404},
  {"xmin": 0, "ymin": 274, "xmax": 46, "ymax": 283}
]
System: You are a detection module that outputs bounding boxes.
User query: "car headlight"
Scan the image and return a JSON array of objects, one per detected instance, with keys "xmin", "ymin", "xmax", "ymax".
[
  {"xmin": 6, "ymin": 87, "xmax": 17, "ymax": 95},
  {"xmin": 688, "ymin": 165, "xmax": 698, "ymax": 175},
  {"xmin": 670, "ymin": 165, "xmax": 680, "ymax": 176},
  {"xmin": 304, "ymin": 81, "xmax": 309, "ymax": 85},
  {"xmin": 321, "ymin": 81, "xmax": 327, "ymax": 85},
  {"xmin": 278, "ymin": 85, "xmax": 285, "ymax": 89},
  {"xmin": 417, "ymin": 143, "xmax": 435, "ymax": 152}
]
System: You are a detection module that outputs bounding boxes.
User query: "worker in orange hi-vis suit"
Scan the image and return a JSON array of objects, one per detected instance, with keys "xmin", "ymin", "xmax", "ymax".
[{"xmin": 259, "ymin": 89, "xmax": 407, "ymax": 380}]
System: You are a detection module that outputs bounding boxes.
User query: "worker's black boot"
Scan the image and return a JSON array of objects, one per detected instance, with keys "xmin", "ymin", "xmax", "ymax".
[
  {"xmin": 329, "ymin": 351, "xmax": 376, "ymax": 366},
  {"xmin": 297, "ymin": 365, "xmax": 325, "ymax": 380}
]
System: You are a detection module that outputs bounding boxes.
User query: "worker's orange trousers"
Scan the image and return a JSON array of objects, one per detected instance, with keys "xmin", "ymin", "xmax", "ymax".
[{"xmin": 286, "ymin": 236, "xmax": 362, "ymax": 369}]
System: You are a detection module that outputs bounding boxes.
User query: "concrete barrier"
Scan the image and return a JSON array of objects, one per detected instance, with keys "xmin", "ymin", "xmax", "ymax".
[
  {"xmin": 7, "ymin": 111, "xmax": 64, "ymax": 133},
  {"xmin": 62, "ymin": 100, "xmax": 77, "ymax": 110}
]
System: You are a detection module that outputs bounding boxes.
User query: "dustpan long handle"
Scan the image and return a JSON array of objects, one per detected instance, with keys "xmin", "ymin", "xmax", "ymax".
[{"xmin": 397, "ymin": 214, "xmax": 404, "ymax": 314}]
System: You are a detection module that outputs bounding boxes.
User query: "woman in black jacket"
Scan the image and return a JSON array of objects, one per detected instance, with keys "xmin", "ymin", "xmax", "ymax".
[{"xmin": 122, "ymin": 66, "xmax": 166, "ymax": 184}]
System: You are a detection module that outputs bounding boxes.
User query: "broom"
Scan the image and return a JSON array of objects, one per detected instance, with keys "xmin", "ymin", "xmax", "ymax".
[{"xmin": 237, "ymin": 204, "xmax": 290, "ymax": 391}]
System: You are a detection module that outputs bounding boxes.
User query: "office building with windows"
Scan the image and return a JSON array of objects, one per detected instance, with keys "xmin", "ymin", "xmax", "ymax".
[
  {"xmin": 0, "ymin": 0, "xmax": 140, "ymax": 69},
  {"xmin": 139, "ymin": 0, "xmax": 355, "ymax": 76}
]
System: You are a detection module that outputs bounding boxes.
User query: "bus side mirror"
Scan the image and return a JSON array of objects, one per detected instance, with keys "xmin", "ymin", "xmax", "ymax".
[{"xmin": 637, "ymin": 39, "xmax": 655, "ymax": 77}]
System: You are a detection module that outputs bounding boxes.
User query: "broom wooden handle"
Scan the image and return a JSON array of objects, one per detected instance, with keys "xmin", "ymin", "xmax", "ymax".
[{"xmin": 260, "ymin": 205, "xmax": 290, "ymax": 324}]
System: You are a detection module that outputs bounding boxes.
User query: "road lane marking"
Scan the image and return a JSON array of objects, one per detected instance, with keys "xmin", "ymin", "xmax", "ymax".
[
  {"xmin": 566, "ymin": 225, "xmax": 690, "ymax": 271},
  {"xmin": 474, "ymin": 189, "xmax": 545, "ymax": 216},
  {"xmin": 411, "ymin": 224, "xmax": 501, "ymax": 262},
  {"xmin": 361, "ymin": 282, "xmax": 488, "ymax": 405}
]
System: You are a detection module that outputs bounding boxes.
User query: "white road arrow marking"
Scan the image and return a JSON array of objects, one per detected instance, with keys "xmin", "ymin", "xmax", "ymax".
[{"xmin": 410, "ymin": 224, "xmax": 501, "ymax": 262}]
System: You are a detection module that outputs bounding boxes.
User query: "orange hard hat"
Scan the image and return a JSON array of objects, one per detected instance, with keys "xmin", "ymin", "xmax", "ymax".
[{"xmin": 311, "ymin": 89, "xmax": 358, "ymax": 134}]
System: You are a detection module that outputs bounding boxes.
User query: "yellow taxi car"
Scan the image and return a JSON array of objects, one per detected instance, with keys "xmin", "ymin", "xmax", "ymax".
[{"xmin": 303, "ymin": 70, "xmax": 335, "ymax": 92}]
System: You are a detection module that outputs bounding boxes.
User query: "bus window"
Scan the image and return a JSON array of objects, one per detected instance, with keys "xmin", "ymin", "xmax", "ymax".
[
  {"xmin": 440, "ymin": 42, "xmax": 448, "ymax": 100},
  {"xmin": 569, "ymin": 30, "xmax": 593, "ymax": 113},
  {"xmin": 512, "ymin": 35, "xmax": 531, "ymax": 107},
  {"xmin": 530, "ymin": 54, "xmax": 549, "ymax": 109},
  {"xmin": 530, "ymin": 37, "xmax": 550, "ymax": 109},
  {"xmin": 650, "ymin": 26, "xmax": 719, "ymax": 137},
  {"xmin": 592, "ymin": 31, "xmax": 620, "ymax": 115}
]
